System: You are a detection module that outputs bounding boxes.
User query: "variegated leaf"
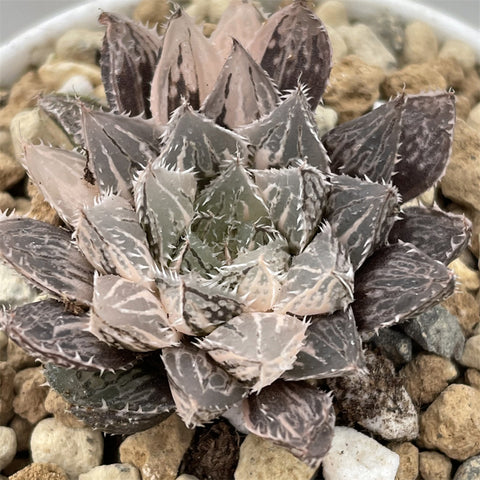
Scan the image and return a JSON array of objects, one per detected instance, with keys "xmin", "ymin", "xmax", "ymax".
[
  {"xmin": 282, "ymin": 308, "xmax": 365, "ymax": 381},
  {"xmin": 274, "ymin": 223, "xmax": 354, "ymax": 316},
  {"xmin": 200, "ymin": 39, "xmax": 279, "ymax": 130},
  {"xmin": 150, "ymin": 8, "xmax": 223, "ymax": 126},
  {"xmin": 90, "ymin": 275, "xmax": 181, "ymax": 352},
  {"xmin": 238, "ymin": 86, "xmax": 330, "ymax": 171},
  {"xmin": 248, "ymin": 0, "xmax": 332, "ymax": 109},
  {"xmin": 326, "ymin": 175, "xmax": 400, "ymax": 270},
  {"xmin": 2, "ymin": 300, "xmax": 136, "ymax": 370},
  {"xmin": 388, "ymin": 206, "xmax": 472, "ymax": 264},
  {"xmin": 322, "ymin": 95, "xmax": 404, "ymax": 182},
  {"xmin": 0, "ymin": 217, "xmax": 93, "ymax": 305},
  {"xmin": 353, "ymin": 242, "xmax": 456, "ymax": 332},
  {"xmin": 196, "ymin": 312, "xmax": 307, "ymax": 392},
  {"xmin": 162, "ymin": 342, "xmax": 248, "ymax": 427},
  {"xmin": 393, "ymin": 91, "xmax": 456, "ymax": 202},
  {"xmin": 243, "ymin": 380, "xmax": 335, "ymax": 468},
  {"xmin": 21, "ymin": 144, "xmax": 99, "ymax": 227},
  {"xmin": 99, "ymin": 12, "xmax": 162, "ymax": 117},
  {"xmin": 254, "ymin": 164, "xmax": 329, "ymax": 253},
  {"xmin": 76, "ymin": 195, "xmax": 157, "ymax": 287},
  {"xmin": 134, "ymin": 164, "xmax": 197, "ymax": 266}
]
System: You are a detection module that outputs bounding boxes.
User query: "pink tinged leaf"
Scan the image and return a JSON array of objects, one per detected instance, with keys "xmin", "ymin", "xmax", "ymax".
[
  {"xmin": 2, "ymin": 300, "xmax": 136, "ymax": 370},
  {"xmin": 388, "ymin": 206, "xmax": 472, "ymax": 265},
  {"xmin": 0, "ymin": 217, "xmax": 94, "ymax": 305},
  {"xmin": 274, "ymin": 223, "xmax": 354, "ymax": 316},
  {"xmin": 210, "ymin": 0, "xmax": 264, "ymax": 61},
  {"xmin": 243, "ymin": 380, "xmax": 335, "ymax": 469},
  {"xmin": 196, "ymin": 312, "xmax": 308, "ymax": 392},
  {"xmin": 322, "ymin": 95, "xmax": 404, "ymax": 182},
  {"xmin": 326, "ymin": 175, "xmax": 400, "ymax": 270},
  {"xmin": 99, "ymin": 12, "xmax": 162, "ymax": 117},
  {"xmin": 21, "ymin": 144, "xmax": 99, "ymax": 227},
  {"xmin": 200, "ymin": 39, "xmax": 279, "ymax": 130},
  {"xmin": 393, "ymin": 91, "xmax": 456, "ymax": 202},
  {"xmin": 150, "ymin": 8, "xmax": 223, "ymax": 126},
  {"xmin": 90, "ymin": 275, "xmax": 181, "ymax": 352},
  {"xmin": 248, "ymin": 0, "xmax": 332, "ymax": 109},
  {"xmin": 238, "ymin": 86, "xmax": 330, "ymax": 171},
  {"xmin": 75, "ymin": 195, "xmax": 157, "ymax": 287},
  {"xmin": 282, "ymin": 308, "xmax": 365, "ymax": 381},
  {"xmin": 353, "ymin": 242, "xmax": 456, "ymax": 332},
  {"xmin": 162, "ymin": 342, "xmax": 248, "ymax": 427}
]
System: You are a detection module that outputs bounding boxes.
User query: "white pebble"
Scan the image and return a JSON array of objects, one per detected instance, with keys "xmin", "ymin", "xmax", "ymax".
[
  {"xmin": 322, "ymin": 426, "xmax": 400, "ymax": 480},
  {"xmin": 79, "ymin": 463, "xmax": 141, "ymax": 480},
  {"xmin": 403, "ymin": 21, "xmax": 438, "ymax": 64},
  {"xmin": 315, "ymin": 105, "xmax": 338, "ymax": 137},
  {"xmin": 176, "ymin": 475, "xmax": 200, "ymax": 480},
  {"xmin": 315, "ymin": 1, "xmax": 349, "ymax": 27},
  {"xmin": 58, "ymin": 74, "xmax": 94, "ymax": 96},
  {"xmin": 0, "ymin": 426, "xmax": 17, "ymax": 471}
]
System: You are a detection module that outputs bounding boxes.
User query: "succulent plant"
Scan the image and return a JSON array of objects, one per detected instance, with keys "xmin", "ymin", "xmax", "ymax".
[{"xmin": 0, "ymin": 0, "xmax": 471, "ymax": 470}]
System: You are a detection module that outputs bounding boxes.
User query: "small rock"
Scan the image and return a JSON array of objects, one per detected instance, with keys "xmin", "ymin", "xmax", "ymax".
[
  {"xmin": 387, "ymin": 442, "xmax": 418, "ymax": 480},
  {"xmin": 418, "ymin": 451, "xmax": 452, "ymax": 480},
  {"xmin": 369, "ymin": 12, "xmax": 405, "ymax": 54},
  {"xmin": 443, "ymin": 291, "xmax": 480, "ymax": 336},
  {"xmin": 460, "ymin": 334, "xmax": 480, "ymax": 369},
  {"xmin": 322, "ymin": 426, "xmax": 399, "ymax": 480},
  {"xmin": 6, "ymin": 340, "xmax": 36, "ymax": 371},
  {"xmin": 400, "ymin": 353, "xmax": 458, "ymax": 405},
  {"xmin": 44, "ymin": 389, "xmax": 86, "ymax": 429},
  {"xmin": 459, "ymin": 69, "xmax": 480, "ymax": 106},
  {"xmin": 325, "ymin": 25, "xmax": 348, "ymax": 64},
  {"xmin": 0, "ymin": 263, "xmax": 41, "ymax": 310},
  {"xmin": 338, "ymin": 24, "xmax": 396, "ymax": 71},
  {"xmin": 0, "ymin": 426, "xmax": 16, "ymax": 470},
  {"xmin": 468, "ymin": 102, "xmax": 480, "ymax": 131},
  {"xmin": 465, "ymin": 368, "xmax": 480, "ymax": 390},
  {"xmin": 25, "ymin": 181, "xmax": 60, "ymax": 225},
  {"xmin": 8, "ymin": 463, "xmax": 69, "ymax": 480},
  {"xmin": 0, "ymin": 151, "xmax": 25, "ymax": 191},
  {"xmin": 55, "ymin": 29, "xmax": 104, "ymax": 64},
  {"xmin": 38, "ymin": 59, "xmax": 102, "ymax": 91},
  {"xmin": 403, "ymin": 21, "xmax": 438, "ymax": 64},
  {"xmin": 428, "ymin": 57, "xmax": 465, "ymax": 89},
  {"xmin": 176, "ymin": 476, "xmax": 199, "ymax": 480},
  {"xmin": 0, "ymin": 361, "xmax": 15, "ymax": 425},
  {"xmin": 0, "ymin": 191, "xmax": 15, "ymax": 212},
  {"xmin": 315, "ymin": 0, "xmax": 348, "ymax": 27},
  {"xmin": 456, "ymin": 94, "xmax": 472, "ymax": 120},
  {"xmin": 371, "ymin": 328, "xmax": 413, "ymax": 366},
  {"xmin": 13, "ymin": 367, "xmax": 49, "ymax": 424},
  {"xmin": 185, "ymin": 0, "xmax": 229, "ymax": 23},
  {"xmin": 314, "ymin": 104, "xmax": 338, "ymax": 136},
  {"xmin": 31, "ymin": 417, "xmax": 103, "ymax": 480},
  {"xmin": 234, "ymin": 434, "xmax": 314, "ymax": 480},
  {"xmin": 57, "ymin": 75, "xmax": 94, "ymax": 97},
  {"xmin": 0, "ymin": 129, "xmax": 13, "ymax": 154},
  {"xmin": 78, "ymin": 464, "xmax": 141, "ymax": 480},
  {"xmin": 449, "ymin": 257, "xmax": 480, "ymax": 292},
  {"xmin": 13, "ymin": 198, "xmax": 32, "ymax": 217},
  {"xmin": 439, "ymin": 39, "xmax": 476, "ymax": 73},
  {"xmin": 0, "ymin": 331, "xmax": 7, "ymax": 351},
  {"xmin": 419, "ymin": 384, "xmax": 480, "ymax": 460},
  {"xmin": 324, "ymin": 55, "xmax": 385, "ymax": 123},
  {"xmin": 454, "ymin": 455, "xmax": 480, "ymax": 480},
  {"xmin": 119, "ymin": 414, "xmax": 194, "ymax": 480},
  {"xmin": 133, "ymin": 0, "xmax": 170, "ymax": 31},
  {"xmin": 8, "ymin": 415, "xmax": 33, "ymax": 452}
]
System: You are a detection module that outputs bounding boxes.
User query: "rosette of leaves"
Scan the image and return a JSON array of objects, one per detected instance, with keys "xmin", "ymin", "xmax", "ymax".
[{"xmin": 0, "ymin": 0, "xmax": 471, "ymax": 470}]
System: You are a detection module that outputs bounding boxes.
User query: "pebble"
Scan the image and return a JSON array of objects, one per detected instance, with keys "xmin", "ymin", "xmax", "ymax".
[
  {"xmin": 55, "ymin": 29, "xmax": 104, "ymax": 64},
  {"xmin": 57, "ymin": 75, "xmax": 94, "ymax": 97},
  {"xmin": 0, "ymin": 151, "xmax": 25, "ymax": 191},
  {"xmin": 322, "ymin": 426, "xmax": 399, "ymax": 480},
  {"xmin": 0, "ymin": 191, "xmax": 15, "ymax": 212},
  {"xmin": 185, "ymin": 0, "xmax": 229, "ymax": 23},
  {"xmin": 369, "ymin": 13, "xmax": 405, "ymax": 54},
  {"xmin": 8, "ymin": 415, "xmax": 34, "ymax": 452},
  {"xmin": 456, "ymin": 94, "xmax": 473, "ymax": 120},
  {"xmin": 387, "ymin": 442, "xmax": 418, "ymax": 480},
  {"xmin": 465, "ymin": 368, "xmax": 480, "ymax": 390},
  {"xmin": 454, "ymin": 455, "xmax": 480, "ymax": 480},
  {"xmin": 325, "ymin": 25, "xmax": 348, "ymax": 64},
  {"xmin": 315, "ymin": 1, "xmax": 348, "ymax": 27},
  {"xmin": 234, "ymin": 434, "xmax": 314, "ymax": 480},
  {"xmin": 314, "ymin": 104, "xmax": 338, "ymax": 137},
  {"xmin": 467, "ymin": 102, "xmax": 480, "ymax": 131},
  {"xmin": 419, "ymin": 384, "xmax": 480, "ymax": 460},
  {"xmin": 176, "ymin": 476, "xmax": 199, "ymax": 480},
  {"xmin": 442, "ymin": 291, "xmax": 480, "ymax": 336},
  {"xmin": 323, "ymin": 55, "xmax": 385, "ymax": 123},
  {"xmin": 337, "ymin": 24, "xmax": 396, "ymax": 71},
  {"xmin": 6, "ymin": 340, "xmax": 36, "ymax": 371},
  {"xmin": 119, "ymin": 414, "xmax": 194, "ymax": 480},
  {"xmin": 133, "ymin": 0, "xmax": 170, "ymax": 31},
  {"xmin": 31, "ymin": 417, "xmax": 104, "ymax": 480},
  {"xmin": 8, "ymin": 462, "xmax": 69, "ymax": 480},
  {"xmin": 403, "ymin": 21, "xmax": 438, "ymax": 64},
  {"xmin": 13, "ymin": 367, "xmax": 49, "ymax": 424},
  {"xmin": 0, "ymin": 331, "xmax": 7, "ymax": 351},
  {"xmin": 449, "ymin": 257, "xmax": 480, "ymax": 292},
  {"xmin": 44, "ymin": 389, "xmax": 86, "ymax": 429},
  {"xmin": 38, "ymin": 58, "xmax": 102, "ymax": 91},
  {"xmin": 429, "ymin": 57, "xmax": 465, "ymax": 89},
  {"xmin": 418, "ymin": 451, "xmax": 452, "ymax": 480},
  {"xmin": 371, "ymin": 327, "xmax": 413, "ymax": 366},
  {"xmin": 402, "ymin": 304, "xmax": 465, "ymax": 360},
  {"xmin": 78, "ymin": 464, "xmax": 141, "ymax": 480},
  {"xmin": 0, "ymin": 426, "xmax": 16, "ymax": 470},
  {"xmin": 439, "ymin": 39, "xmax": 476, "ymax": 73},
  {"xmin": 400, "ymin": 353, "xmax": 458, "ymax": 405},
  {"xmin": 459, "ymin": 334, "xmax": 480, "ymax": 369},
  {"xmin": 0, "ymin": 362, "xmax": 15, "ymax": 425}
]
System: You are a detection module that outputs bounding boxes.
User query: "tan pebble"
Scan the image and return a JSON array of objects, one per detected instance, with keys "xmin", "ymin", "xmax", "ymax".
[
  {"xmin": 0, "ymin": 151, "xmax": 24, "ymax": 191},
  {"xmin": 324, "ymin": 55, "xmax": 385, "ymax": 123},
  {"xmin": 465, "ymin": 368, "xmax": 480, "ymax": 390},
  {"xmin": 315, "ymin": 0, "xmax": 348, "ymax": 27},
  {"xmin": 202, "ymin": 23, "xmax": 216, "ymax": 38},
  {"xmin": 8, "ymin": 462, "xmax": 69, "ymax": 480},
  {"xmin": 13, "ymin": 198, "xmax": 31, "ymax": 217},
  {"xmin": 0, "ymin": 361, "xmax": 16, "ymax": 425},
  {"xmin": 314, "ymin": 104, "xmax": 338, "ymax": 136},
  {"xmin": 0, "ymin": 129, "xmax": 13, "ymax": 155},
  {"xmin": 133, "ymin": 0, "xmax": 170, "ymax": 31},
  {"xmin": 387, "ymin": 442, "xmax": 418, "ymax": 480},
  {"xmin": 176, "ymin": 476, "xmax": 199, "ymax": 480},
  {"xmin": 460, "ymin": 334, "xmax": 480, "ymax": 370},
  {"xmin": 459, "ymin": 69, "xmax": 480, "ymax": 106},
  {"xmin": 8, "ymin": 415, "xmax": 34, "ymax": 452},
  {"xmin": 442, "ymin": 291, "xmax": 480, "ymax": 336},
  {"xmin": 418, "ymin": 450, "xmax": 452, "ymax": 480},
  {"xmin": 403, "ymin": 21, "xmax": 438, "ymax": 64},
  {"xmin": 428, "ymin": 56, "xmax": 464, "ymax": 89},
  {"xmin": 467, "ymin": 102, "xmax": 480, "ymax": 131},
  {"xmin": 13, "ymin": 367, "xmax": 49, "ymax": 424},
  {"xmin": 456, "ymin": 94, "xmax": 472, "ymax": 120},
  {"xmin": 55, "ymin": 29, "xmax": 104, "ymax": 64},
  {"xmin": 439, "ymin": 39, "xmax": 476, "ymax": 73},
  {"xmin": 186, "ymin": 0, "xmax": 228, "ymax": 23},
  {"xmin": 325, "ymin": 25, "xmax": 347, "ymax": 63},
  {"xmin": 38, "ymin": 58, "xmax": 102, "ymax": 91},
  {"xmin": 25, "ymin": 182, "xmax": 60, "ymax": 226},
  {"xmin": 6, "ymin": 340, "xmax": 36, "ymax": 371},
  {"xmin": 78, "ymin": 463, "xmax": 141, "ymax": 480},
  {"xmin": 92, "ymin": 84, "xmax": 107, "ymax": 104},
  {"xmin": 57, "ymin": 75, "xmax": 94, "ymax": 97},
  {"xmin": 44, "ymin": 390, "xmax": 86, "ymax": 429},
  {"xmin": 449, "ymin": 257, "xmax": 480, "ymax": 292},
  {"xmin": 0, "ymin": 191, "xmax": 16, "ymax": 212}
]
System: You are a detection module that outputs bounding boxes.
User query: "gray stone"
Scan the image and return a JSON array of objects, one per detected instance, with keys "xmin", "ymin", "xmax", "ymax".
[
  {"xmin": 454, "ymin": 455, "xmax": 480, "ymax": 480},
  {"xmin": 371, "ymin": 328, "xmax": 413, "ymax": 365},
  {"xmin": 0, "ymin": 426, "xmax": 17, "ymax": 470},
  {"xmin": 402, "ymin": 305, "xmax": 465, "ymax": 360}
]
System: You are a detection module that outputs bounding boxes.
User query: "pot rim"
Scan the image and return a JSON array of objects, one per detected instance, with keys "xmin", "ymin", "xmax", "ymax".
[{"xmin": 0, "ymin": 0, "xmax": 479, "ymax": 88}]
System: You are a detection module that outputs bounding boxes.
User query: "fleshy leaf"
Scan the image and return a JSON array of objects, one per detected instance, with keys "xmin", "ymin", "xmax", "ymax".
[
  {"xmin": 243, "ymin": 380, "xmax": 335, "ymax": 468},
  {"xmin": 274, "ymin": 223, "xmax": 354, "ymax": 316},
  {"xmin": 2, "ymin": 300, "xmax": 137, "ymax": 370},
  {"xmin": 90, "ymin": 275, "xmax": 181, "ymax": 352},
  {"xmin": 238, "ymin": 86, "xmax": 330, "ymax": 171},
  {"xmin": 99, "ymin": 12, "xmax": 162, "ymax": 117},
  {"xmin": 196, "ymin": 312, "xmax": 308, "ymax": 392},
  {"xmin": 150, "ymin": 8, "xmax": 223, "ymax": 126},
  {"xmin": 353, "ymin": 242, "xmax": 456, "ymax": 332},
  {"xmin": 200, "ymin": 39, "xmax": 279, "ymax": 130},
  {"xmin": 326, "ymin": 175, "xmax": 400, "ymax": 270},
  {"xmin": 0, "ymin": 217, "xmax": 93, "ymax": 305},
  {"xmin": 282, "ymin": 308, "xmax": 365, "ymax": 381},
  {"xmin": 248, "ymin": 0, "xmax": 332, "ymax": 109},
  {"xmin": 393, "ymin": 91, "xmax": 456, "ymax": 202},
  {"xmin": 253, "ymin": 164, "xmax": 329, "ymax": 254},
  {"xmin": 162, "ymin": 342, "xmax": 248, "ymax": 427}
]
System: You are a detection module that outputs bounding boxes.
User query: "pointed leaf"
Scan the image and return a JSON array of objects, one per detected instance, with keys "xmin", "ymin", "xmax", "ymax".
[{"xmin": 243, "ymin": 380, "xmax": 335, "ymax": 468}]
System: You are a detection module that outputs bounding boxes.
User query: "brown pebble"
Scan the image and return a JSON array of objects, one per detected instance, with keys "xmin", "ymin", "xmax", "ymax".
[
  {"xmin": 459, "ymin": 68, "xmax": 480, "ymax": 106},
  {"xmin": 455, "ymin": 94, "xmax": 472, "ymax": 120},
  {"xmin": 9, "ymin": 415, "xmax": 34, "ymax": 452},
  {"xmin": 418, "ymin": 450, "xmax": 452, "ymax": 480},
  {"xmin": 13, "ymin": 367, "xmax": 49, "ymax": 424},
  {"xmin": 6, "ymin": 340, "xmax": 36, "ymax": 371},
  {"xmin": 8, "ymin": 462, "xmax": 69, "ymax": 480},
  {"xmin": 428, "ymin": 57, "xmax": 465, "ymax": 89},
  {"xmin": 442, "ymin": 291, "xmax": 480, "ymax": 336},
  {"xmin": 465, "ymin": 368, "xmax": 480, "ymax": 390},
  {"xmin": 0, "ymin": 151, "xmax": 25, "ymax": 191},
  {"xmin": 0, "ymin": 361, "xmax": 16, "ymax": 425},
  {"xmin": 387, "ymin": 442, "xmax": 418, "ymax": 480},
  {"xmin": 44, "ymin": 390, "xmax": 86, "ymax": 429},
  {"xmin": 133, "ymin": 0, "xmax": 170, "ymax": 32}
]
